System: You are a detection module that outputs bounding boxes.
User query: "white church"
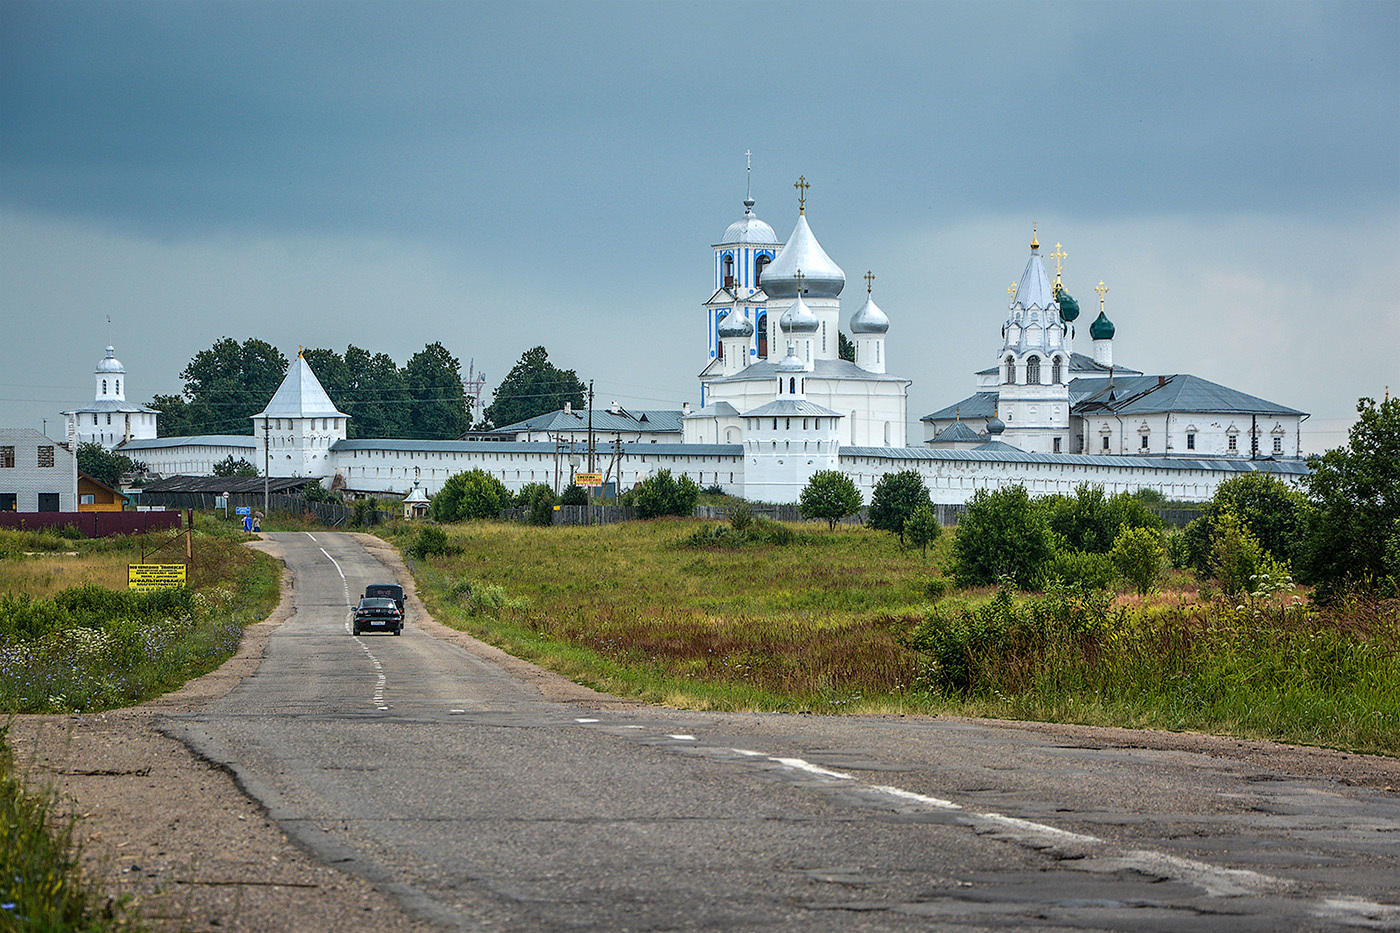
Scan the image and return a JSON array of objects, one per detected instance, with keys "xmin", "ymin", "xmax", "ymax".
[{"xmin": 93, "ymin": 174, "xmax": 1309, "ymax": 505}]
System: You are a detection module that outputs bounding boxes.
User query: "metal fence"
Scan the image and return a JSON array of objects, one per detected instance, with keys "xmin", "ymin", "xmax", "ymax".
[{"xmin": 0, "ymin": 510, "xmax": 184, "ymax": 537}]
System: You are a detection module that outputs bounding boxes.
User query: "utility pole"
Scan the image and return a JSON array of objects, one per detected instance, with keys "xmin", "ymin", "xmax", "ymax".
[
  {"xmin": 263, "ymin": 415, "xmax": 270, "ymax": 514},
  {"xmin": 587, "ymin": 381, "xmax": 595, "ymax": 472}
]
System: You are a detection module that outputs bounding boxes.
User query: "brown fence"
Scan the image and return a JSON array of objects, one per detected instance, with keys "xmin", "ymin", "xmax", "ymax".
[
  {"xmin": 138, "ymin": 491, "xmax": 395, "ymax": 527},
  {"xmin": 0, "ymin": 510, "xmax": 184, "ymax": 537}
]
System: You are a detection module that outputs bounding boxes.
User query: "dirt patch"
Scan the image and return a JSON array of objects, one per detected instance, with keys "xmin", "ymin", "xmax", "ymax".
[{"xmin": 7, "ymin": 533, "xmax": 1396, "ymax": 932}]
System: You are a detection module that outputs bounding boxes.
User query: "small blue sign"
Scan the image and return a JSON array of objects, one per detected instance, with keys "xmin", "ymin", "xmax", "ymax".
[{"xmin": 236, "ymin": 506, "xmax": 251, "ymax": 516}]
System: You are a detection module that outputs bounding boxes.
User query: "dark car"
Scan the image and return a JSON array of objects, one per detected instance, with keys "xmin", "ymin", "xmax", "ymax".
[
  {"xmin": 352, "ymin": 597, "xmax": 403, "ymax": 635},
  {"xmin": 364, "ymin": 583, "xmax": 405, "ymax": 614}
]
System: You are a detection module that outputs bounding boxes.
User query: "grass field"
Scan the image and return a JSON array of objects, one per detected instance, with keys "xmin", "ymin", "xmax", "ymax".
[{"xmin": 383, "ymin": 517, "xmax": 1400, "ymax": 757}]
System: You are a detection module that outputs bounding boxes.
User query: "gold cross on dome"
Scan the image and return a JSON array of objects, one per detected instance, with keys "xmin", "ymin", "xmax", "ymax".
[
  {"xmin": 1008, "ymin": 282, "xmax": 1018, "ymax": 302},
  {"xmin": 1050, "ymin": 242, "xmax": 1067, "ymax": 278},
  {"xmin": 1096, "ymin": 280, "xmax": 1109, "ymax": 310},
  {"xmin": 1031, "ymin": 222, "xmax": 1039, "ymax": 250},
  {"xmin": 864, "ymin": 270, "xmax": 875, "ymax": 293},
  {"xmin": 794, "ymin": 175, "xmax": 809, "ymax": 214},
  {"xmin": 794, "ymin": 269, "xmax": 806, "ymax": 294}
]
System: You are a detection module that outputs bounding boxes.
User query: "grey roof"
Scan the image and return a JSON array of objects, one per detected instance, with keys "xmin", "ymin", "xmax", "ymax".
[
  {"xmin": 760, "ymin": 213, "xmax": 845, "ymax": 299},
  {"xmin": 742, "ymin": 399, "xmax": 843, "ymax": 418},
  {"xmin": 95, "ymin": 346, "xmax": 125, "ymax": 374},
  {"xmin": 921, "ymin": 391, "xmax": 999, "ymax": 422},
  {"xmin": 254, "ymin": 356, "xmax": 348, "ymax": 420},
  {"xmin": 683, "ymin": 401, "xmax": 740, "ymax": 419},
  {"xmin": 490, "ymin": 408, "xmax": 684, "ymax": 435},
  {"xmin": 718, "ymin": 198, "xmax": 779, "ymax": 245},
  {"xmin": 332, "ymin": 439, "xmax": 742, "ymax": 458},
  {"xmin": 120, "ymin": 435, "xmax": 257, "ymax": 451},
  {"xmin": 929, "ymin": 421, "xmax": 984, "ymax": 444},
  {"xmin": 62, "ymin": 399, "xmax": 160, "ymax": 415},
  {"xmin": 840, "ymin": 445, "xmax": 1311, "ymax": 476},
  {"xmin": 717, "ymin": 308, "xmax": 754, "ymax": 338},
  {"xmin": 1070, "ymin": 374, "xmax": 1306, "ymax": 417},
  {"xmin": 140, "ymin": 475, "xmax": 312, "ymax": 494},
  {"xmin": 977, "ymin": 352, "xmax": 1141, "ymax": 378},
  {"xmin": 779, "ymin": 294, "xmax": 819, "ymax": 333},
  {"xmin": 1014, "ymin": 247, "xmax": 1056, "ymax": 311},
  {"xmin": 708, "ymin": 357, "xmax": 909, "ymax": 385}
]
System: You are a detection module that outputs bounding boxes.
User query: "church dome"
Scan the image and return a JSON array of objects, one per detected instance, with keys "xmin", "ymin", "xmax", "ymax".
[
  {"xmin": 986, "ymin": 415, "xmax": 1006, "ymax": 435},
  {"xmin": 779, "ymin": 294, "xmax": 820, "ymax": 334},
  {"xmin": 96, "ymin": 346, "xmax": 125, "ymax": 374},
  {"xmin": 760, "ymin": 214, "xmax": 845, "ymax": 299},
  {"xmin": 717, "ymin": 308, "xmax": 754, "ymax": 338},
  {"xmin": 720, "ymin": 197, "xmax": 779, "ymax": 245},
  {"xmin": 776, "ymin": 345, "xmax": 806, "ymax": 372},
  {"xmin": 850, "ymin": 293, "xmax": 889, "ymax": 334},
  {"xmin": 1090, "ymin": 310, "xmax": 1115, "ymax": 340},
  {"xmin": 1057, "ymin": 290, "xmax": 1080, "ymax": 323}
]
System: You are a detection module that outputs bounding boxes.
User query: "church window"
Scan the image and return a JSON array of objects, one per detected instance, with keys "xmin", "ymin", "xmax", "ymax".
[
  {"xmin": 1026, "ymin": 356, "xmax": 1041, "ymax": 385},
  {"xmin": 115, "ymin": 380, "xmax": 120, "ymax": 395},
  {"xmin": 1053, "ymin": 437, "xmax": 1062, "ymax": 453},
  {"xmin": 1004, "ymin": 356, "xmax": 1015, "ymax": 384},
  {"xmin": 821, "ymin": 322, "xmax": 827, "ymax": 354},
  {"xmin": 789, "ymin": 377, "xmax": 796, "ymax": 395},
  {"xmin": 106, "ymin": 414, "xmax": 111, "ymax": 425},
  {"xmin": 1273, "ymin": 436, "xmax": 1282, "ymax": 454},
  {"xmin": 802, "ymin": 419, "xmax": 808, "ymax": 430},
  {"xmin": 1187, "ymin": 432, "xmax": 1196, "ymax": 450},
  {"xmin": 102, "ymin": 380, "xmax": 107, "ymax": 395},
  {"xmin": 756, "ymin": 312, "xmax": 768, "ymax": 358},
  {"xmin": 722, "ymin": 253, "xmax": 735, "ymax": 288},
  {"xmin": 1228, "ymin": 433, "xmax": 1238, "ymax": 452},
  {"xmin": 755, "ymin": 253, "xmax": 771, "ymax": 288},
  {"xmin": 1140, "ymin": 434, "xmax": 1149, "ymax": 450},
  {"xmin": 772, "ymin": 418, "xmax": 778, "ymax": 430},
  {"xmin": 1102, "ymin": 435, "xmax": 1110, "ymax": 451},
  {"xmin": 785, "ymin": 418, "xmax": 791, "ymax": 431},
  {"xmin": 1051, "ymin": 357, "xmax": 1062, "ymax": 385}
]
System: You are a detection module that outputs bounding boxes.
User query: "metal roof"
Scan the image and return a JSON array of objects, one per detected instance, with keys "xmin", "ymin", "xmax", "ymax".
[
  {"xmin": 61, "ymin": 399, "xmax": 160, "ymax": 415},
  {"xmin": 976, "ymin": 353, "xmax": 1141, "ymax": 378},
  {"xmin": 1071, "ymin": 374, "xmax": 1306, "ymax": 417},
  {"xmin": 332, "ymin": 439, "xmax": 743, "ymax": 457},
  {"xmin": 743, "ymin": 399, "xmax": 843, "ymax": 418},
  {"xmin": 490, "ymin": 408, "xmax": 685, "ymax": 435},
  {"xmin": 683, "ymin": 401, "xmax": 740, "ymax": 419},
  {"xmin": 708, "ymin": 357, "xmax": 909, "ymax": 385},
  {"xmin": 922, "ymin": 391, "xmax": 999, "ymax": 422},
  {"xmin": 760, "ymin": 213, "xmax": 845, "ymax": 299},
  {"xmin": 841, "ymin": 445, "xmax": 1311, "ymax": 475},
  {"xmin": 140, "ymin": 475, "xmax": 316, "ymax": 494},
  {"xmin": 120, "ymin": 435, "xmax": 257, "ymax": 451},
  {"xmin": 253, "ymin": 356, "xmax": 348, "ymax": 420},
  {"xmin": 929, "ymin": 421, "xmax": 984, "ymax": 443}
]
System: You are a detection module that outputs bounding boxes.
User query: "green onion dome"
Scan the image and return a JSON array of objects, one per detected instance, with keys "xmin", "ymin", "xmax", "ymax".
[
  {"xmin": 1089, "ymin": 310, "xmax": 1115, "ymax": 340},
  {"xmin": 1057, "ymin": 290, "xmax": 1080, "ymax": 323}
]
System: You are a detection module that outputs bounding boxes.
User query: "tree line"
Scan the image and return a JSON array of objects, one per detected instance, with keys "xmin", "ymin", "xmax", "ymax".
[{"xmin": 148, "ymin": 339, "xmax": 587, "ymax": 439}]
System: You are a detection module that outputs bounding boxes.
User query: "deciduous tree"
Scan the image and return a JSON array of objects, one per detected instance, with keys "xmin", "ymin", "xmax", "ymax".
[
  {"xmin": 430, "ymin": 468, "xmax": 511, "ymax": 522},
  {"xmin": 404, "ymin": 342, "xmax": 470, "ymax": 439},
  {"xmin": 950, "ymin": 485, "xmax": 1054, "ymax": 587},
  {"xmin": 798, "ymin": 470, "xmax": 863, "ymax": 530},
  {"xmin": 483, "ymin": 346, "xmax": 585, "ymax": 429},
  {"xmin": 867, "ymin": 470, "xmax": 932, "ymax": 545}
]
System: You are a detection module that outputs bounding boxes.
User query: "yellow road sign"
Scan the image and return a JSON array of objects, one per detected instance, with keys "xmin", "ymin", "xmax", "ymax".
[
  {"xmin": 576, "ymin": 472, "xmax": 603, "ymax": 487},
  {"xmin": 129, "ymin": 564, "xmax": 187, "ymax": 591}
]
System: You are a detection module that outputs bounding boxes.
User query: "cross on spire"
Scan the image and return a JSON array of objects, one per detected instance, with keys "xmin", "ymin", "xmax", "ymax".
[
  {"xmin": 794, "ymin": 175, "xmax": 809, "ymax": 215},
  {"xmin": 864, "ymin": 270, "xmax": 875, "ymax": 293},
  {"xmin": 794, "ymin": 269, "xmax": 806, "ymax": 294},
  {"xmin": 1095, "ymin": 280, "xmax": 1109, "ymax": 310},
  {"xmin": 1049, "ymin": 242, "xmax": 1067, "ymax": 279},
  {"xmin": 745, "ymin": 149, "xmax": 752, "ymax": 201},
  {"xmin": 1031, "ymin": 222, "xmax": 1039, "ymax": 251},
  {"xmin": 1008, "ymin": 282, "xmax": 1018, "ymax": 303}
]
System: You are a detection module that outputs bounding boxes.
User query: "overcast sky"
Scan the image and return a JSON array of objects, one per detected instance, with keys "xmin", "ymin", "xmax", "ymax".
[{"xmin": 3, "ymin": 0, "xmax": 1396, "ymax": 452}]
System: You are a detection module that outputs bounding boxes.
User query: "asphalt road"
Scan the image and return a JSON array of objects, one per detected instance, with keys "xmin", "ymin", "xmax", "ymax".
[{"xmin": 162, "ymin": 532, "xmax": 1400, "ymax": 932}]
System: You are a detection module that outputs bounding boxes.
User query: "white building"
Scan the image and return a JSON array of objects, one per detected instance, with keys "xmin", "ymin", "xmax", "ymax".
[
  {"xmin": 0, "ymin": 428, "xmax": 79, "ymax": 513},
  {"xmin": 61, "ymin": 346, "xmax": 159, "ymax": 450}
]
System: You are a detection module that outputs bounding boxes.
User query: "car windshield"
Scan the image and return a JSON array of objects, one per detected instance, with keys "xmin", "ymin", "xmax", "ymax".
[{"xmin": 357, "ymin": 598, "xmax": 397, "ymax": 610}]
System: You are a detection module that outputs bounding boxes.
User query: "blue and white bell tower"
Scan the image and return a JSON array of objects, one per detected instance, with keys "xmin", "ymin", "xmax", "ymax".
[{"xmin": 704, "ymin": 152, "xmax": 781, "ymax": 369}]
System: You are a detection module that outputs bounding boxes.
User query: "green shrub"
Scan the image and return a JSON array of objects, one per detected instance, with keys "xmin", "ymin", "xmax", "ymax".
[
  {"xmin": 799, "ymin": 470, "xmax": 863, "ymax": 531},
  {"xmin": 867, "ymin": 470, "xmax": 931, "ymax": 545},
  {"xmin": 682, "ymin": 518, "xmax": 794, "ymax": 548},
  {"xmin": 443, "ymin": 575, "xmax": 522, "ymax": 615},
  {"xmin": 951, "ymin": 485, "xmax": 1055, "ymax": 587},
  {"xmin": 406, "ymin": 525, "xmax": 461, "ymax": 560},
  {"xmin": 1111, "ymin": 526, "xmax": 1164, "ymax": 595},
  {"xmin": 430, "ymin": 468, "xmax": 511, "ymax": 522},
  {"xmin": 727, "ymin": 502, "xmax": 754, "ymax": 532},
  {"xmin": 904, "ymin": 502, "xmax": 941, "ymax": 557},
  {"xmin": 515, "ymin": 482, "xmax": 558, "ymax": 527},
  {"xmin": 634, "ymin": 469, "xmax": 699, "ymax": 519},
  {"xmin": 1034, "ymin": 549, "xmax": 1118, "ymax": 591},
  {"xmin": 560, "ymin": 484, "xmax": 588, "ymax": 506},
  {"xmin": 924, "ymin": 576, "xmax": 952, "ymax": 602}
]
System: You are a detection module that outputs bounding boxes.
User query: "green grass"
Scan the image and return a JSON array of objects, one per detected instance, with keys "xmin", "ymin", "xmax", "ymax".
[{"xmin": 382, "ymin": 518, "xmax": 1400, "ymax": 756}]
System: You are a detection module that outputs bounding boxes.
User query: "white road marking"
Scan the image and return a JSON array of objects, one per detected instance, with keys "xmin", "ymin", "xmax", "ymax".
[
  {"xmin": 320, "ymin": 544, "xmax": 387, "ymax": 710},
  {"xmin": 667, "ymin": 734, "xmax": 696, "ymax": 741},
  {"xmin": 575, "ymin": 718, "xmax": 599, "ymax": 723}
]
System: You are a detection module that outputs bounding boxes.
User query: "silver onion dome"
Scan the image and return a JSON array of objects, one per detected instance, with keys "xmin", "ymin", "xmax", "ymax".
[
  {"xmin": 720, "ymin": 197, "xmax": 779, "ymax": 245},
  {"xmin": 776, "ymin": 344, "xmax": 806, "ymax": 372},
  {"xmin": 96, "ymin": 346, "xmax": 125, "ymax": 374},
  {"xmin": 761, "ymin": 214, "xmax": 845, "ymax": 299},
  {"xmin": 850, "ymin": 293, "xmax": 890, "ymax": 334},
  {"xmin": 717, "ymin": 308, "xmax": 754, "ymax": 338},
  {"xmin": 779, "ymin": 294, "xmax": 820, "ymax": 334}
]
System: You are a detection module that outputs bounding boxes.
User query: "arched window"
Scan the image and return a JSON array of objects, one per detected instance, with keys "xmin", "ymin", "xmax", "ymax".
[
  {"xmin": 1051, "ymin": 357, "xmax": 1062, "ymax": 385},
  {"xmin": 115, "ymin": 380, "xmax": 120, "ymax": 395},
  {"xmin": 755, "ymin": 253, "xmax": 771, "ymax": 288},
  {"xmin": 102, "ymin": 379, "xmax": 107, "ymax": 395},
  {"xmin": 789, "ymin": 377, "xmax": 796, "ymax": 395},
  {"xmin": 1026, "ymin": 356, "xmax": 1041, "ymax": 385},
  {"xmin": 1004, "ymin": 356, "xmax": 1015, "ymax": 384},
  {"xmin": 722, "ymin": 253, "xmax": 735, "ymax": 288},
  {"xmin": 756, "ymin": 312, "xmax": 768, "ymax": 358}
]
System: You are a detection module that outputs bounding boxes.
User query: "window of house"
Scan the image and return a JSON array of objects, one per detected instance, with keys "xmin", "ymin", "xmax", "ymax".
[
  {"xmin": 1026, "ymin": 356, "xmax": 1041, "ymax": 385},
  {"xmin": 1140, "ymin": 434, "xmax": 1149, "ymax": 450},
  {"xmin": 0, "ymin": 493, "xmax": 15, "ymax": 511},
  {"xmin": 1187, "ymin": 433, "xmax": 1196, "ymax": 450},
  {"xmin": 37, "ymin": 493, "xmax": 60, "ymax": 512},
  {"xmin": 0, "ymin": 447, "xmax": 13, "ymax": 468},
  {"xmin": 1053, "ymin": 437, "xmax": 1061, "ymax": 453},
  {"xmin": 80, "ymin": 494, "xmax": 95, "ymax": 505},
  {"xmin": 1273, "ymin": 436, "xmax": 1283, "ymax": 453},
  {"xmin": 1004, "ymin": 356, "xmax": 1015, "ymax": 384},
  {"xmin": 1102, "ymin": 435, "xmax": 1110, "ymax": 451},
  {"xmin": 37, "ymin": 446, "xmax": 54, "ymax": 468},
  {"xmin": 1228, "ymin": 433, "xmax": 1238, "ymax": 451}
]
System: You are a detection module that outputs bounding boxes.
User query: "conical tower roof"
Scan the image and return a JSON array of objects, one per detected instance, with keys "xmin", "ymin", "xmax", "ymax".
[
  {"xmin": 253, "ymin": 355, "xmax": 348, "ymax": 420},
  {"xmin": 762, "ymin": 213, "xmax": 845, "ymax": 299}
]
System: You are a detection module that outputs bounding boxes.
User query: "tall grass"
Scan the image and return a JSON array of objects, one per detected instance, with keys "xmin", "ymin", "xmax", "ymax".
[
  {"xmin": 0, "ymin": 726, "xmax": 145, "ymax": 931},
  {"xmin": 385, "ymin": 519, "xmax": 1399, "ymax": 755}
]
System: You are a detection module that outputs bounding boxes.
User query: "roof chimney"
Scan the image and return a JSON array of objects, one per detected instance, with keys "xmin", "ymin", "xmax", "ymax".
[
  {"xmin": 563, "ymin": 401, "xmax": 572, "ymax": 414},
  {"xmin": 682, "ymin": 401, "xmax": 691, "ymax": 416},
  {"xmin": 1158, "ymin": 376, "xmax": 1166, "ymax": 387}
]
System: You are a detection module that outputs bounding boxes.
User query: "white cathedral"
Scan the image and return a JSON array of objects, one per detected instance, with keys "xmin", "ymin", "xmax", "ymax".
[{"xmin": 81, "ymin": 172, "xmax": 1309, "ymax": 505}]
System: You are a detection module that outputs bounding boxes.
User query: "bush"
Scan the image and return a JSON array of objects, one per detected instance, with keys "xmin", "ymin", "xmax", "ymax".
[
  {"xmin": 406, "ymin": 525, "xmax": 461, "ymax": 560},
  {"xmin": 924, "ymin": 576, "xmax": 952, "ymax": 602},
  {"xmin": 951, "ymin": 485, "xmax": 1055, "ymax": 587},
  {"xmin": 682, "ymin": 518, "xmax": 794, "ymax": 548},
  {"xmin": 1111, "ymin": 526, "xmax": 1164, "ymax": 595},
  {"xmin": 634, "ymin": 469, "xmax": 699, "ymax": 519},
  {"xmin": 867, "ymin": 470, "xmax": 932, "ymax": 545},
  {"xmin": 430, "ymin": 468, "xmax": 511, "ymax": 522},
  {"xmin": 560, "ymin": 483, "xmax": 588, "ymax": 506},
  {"xmin": 1033, "ymin": 549, "xmax": 1118, "ymax": 592},
  {"xmin": 1183, "ymin": 473, "xmax": 1311, "ymax": 576},
  {"xmin": 904, "ymin": 502, "xmax": 941, "ymax": 557},
  {"xmin": 1042, "ymin": 484, "xmax": 1162, "ymax": 554},
  {"xmin": 799, "ymin": 470, "xmax": 863, "ymax": 531},
  {"xmin": 515, "ymin": 482, "xmax": 557, "ymax": 526},
  {"xmin": 726, "ymin": 502, "xmax": 754, "ymax": 532},
  {"xmin": 1208, "ymin": 509, "xmax": 1286, "ymax": 599}
]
